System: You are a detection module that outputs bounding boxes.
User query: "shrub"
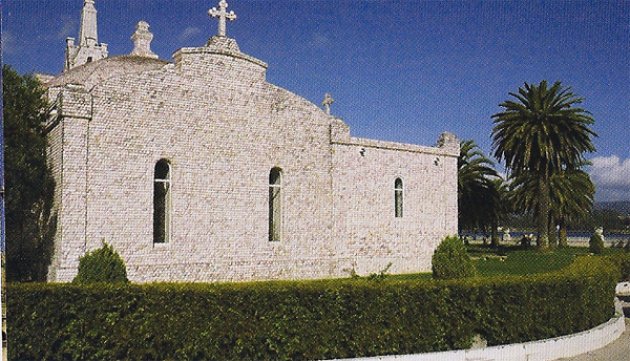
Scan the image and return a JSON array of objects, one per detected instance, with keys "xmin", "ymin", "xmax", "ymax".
[
  {"xmin": 6, "ymin": 257, "xmax": 617, "ymax": 361},
  {"xmin": 432, "ymin": 235, "xmax": 477, "ymax": 279},
  {"xmin": 519, "ymin": 235, "xmax": 532, "ymax": 248},
  {"xmin": 607, "ymin": 253, "xmax": 630, "ymax": 281},
  {"xmin": 589, "ymin": 231, "xmax": 605, "ymax": 255},
  {"xmin": 73, "ymin": 241, "xmax": 128, "ymax": 284}
]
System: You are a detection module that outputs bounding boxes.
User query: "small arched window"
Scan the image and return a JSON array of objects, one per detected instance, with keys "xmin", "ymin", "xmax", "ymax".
[
  {"xmin": 154, "ymin": 159, "xmax": 171, "ymax": 243},
  {"xmin": 394, "ymin": 178, "xmax": 403, "ymax": 218},
  {"xmin": 269, "ymin": 167, "xmax": 282, "ymax": 242}
]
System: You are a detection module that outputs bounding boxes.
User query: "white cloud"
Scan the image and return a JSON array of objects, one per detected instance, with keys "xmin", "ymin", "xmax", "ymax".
[
  {"xmin": 179, "ymin": 26, "xmax": 201, "ymax": 42},
  {"xmin": 2, "ymin": 31, "xmax": 17, "ymax": 54},
  {"xmin": 309, "ymin": 32, "xmax": 330, "ymax": 49},
  {"xmin": 57, "ymin": 18, "xmax": 77, "ymax": 40},
  {"xmin": 589, "ymin": 155, "xmax": 630, "ymax": 201}
]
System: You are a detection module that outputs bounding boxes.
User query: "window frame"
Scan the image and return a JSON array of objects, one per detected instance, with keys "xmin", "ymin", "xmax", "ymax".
[
  {"xmin": 268, "ymin": 167, "xmax": 283, "ymax": 242},
  {"xmin": 153, "ymin": 159, "xmax": 172, "ymax": 244},
  {"xmin": 394, "ymin": 177, "xmax": 403, "ymax": 218}
]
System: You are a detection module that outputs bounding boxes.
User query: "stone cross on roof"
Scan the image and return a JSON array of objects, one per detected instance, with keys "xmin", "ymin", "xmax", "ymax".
[
  {"xmin": 322, "ymin": 93, "xmax": 335, "ymax": 115},
  {"xmin": 208, "ymin": 0, "xmax": 237, "ymax": 37}
]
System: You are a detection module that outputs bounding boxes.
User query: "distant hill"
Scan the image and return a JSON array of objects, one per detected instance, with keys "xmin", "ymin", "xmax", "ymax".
[{"xmin": 594, "ymin": 201, "xmax": 630, "ymax": 216}]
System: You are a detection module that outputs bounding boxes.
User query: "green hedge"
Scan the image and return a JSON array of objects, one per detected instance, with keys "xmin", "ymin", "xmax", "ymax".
[{"xmin": 7, "ymin": 257, "xmax": 617, "ymax": 361}]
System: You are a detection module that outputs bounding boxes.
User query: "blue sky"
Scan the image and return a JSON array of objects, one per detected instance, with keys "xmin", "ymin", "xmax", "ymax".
[{"xmin": 2, "ymin": 0, "xmax": 629, "ymax": 201}]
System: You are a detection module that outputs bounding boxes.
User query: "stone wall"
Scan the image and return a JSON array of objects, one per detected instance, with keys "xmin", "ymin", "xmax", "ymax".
[
  {"xmin": 331, "ymin": 136, "xmax": 458, "ymax": 276},
  {"xmin": 46, "ymin": 39, "xmax": 458, "ymax": 282},
  {"xmin": 45, "ymin": 85, "xmax": 93, "ymax": 281}
]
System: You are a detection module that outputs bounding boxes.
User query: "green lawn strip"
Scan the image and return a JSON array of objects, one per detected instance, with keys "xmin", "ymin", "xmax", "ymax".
[{"xmin": 474, "ymin": 251, "xmax": 574, "ymax": 276}]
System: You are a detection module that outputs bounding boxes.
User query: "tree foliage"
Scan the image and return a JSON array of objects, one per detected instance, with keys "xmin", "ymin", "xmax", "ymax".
[
  {"xmin": 492, "ymin": 81, "xmax": 596, "ymax": 249},
  {"xmin": 509, "ymin": 167, "xmax": 594, "ymax": 246},
  {"xmin": 458, "ymin": 140, "xmax": 498, "ymax": 231},
  {"xmin": 550, "ymin": 168, "xmax": 594, "ymax": 246},
  {"xmin": 3, "ymin": 65, "xmax": 55, "ymax": 281}
]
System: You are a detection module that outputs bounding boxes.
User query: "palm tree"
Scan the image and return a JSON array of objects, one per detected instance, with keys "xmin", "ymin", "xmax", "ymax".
[
  {"xmin": 487, "ymin": 177, "xmax": 511, "ymax": 247},
  {"xmin": 458, "ymin": 140, "xmax": 499, "ymax": 237},
  {"xmin": 491, "ymin": 81, "xmax": 596, "ymax": 249},
  {"xmin": 550, "ymin": 168, "xmax": 594, "ymax": 247},
  {"xmin": 509, "ymin": 168, "xmax": 594, "ymax": 247}
]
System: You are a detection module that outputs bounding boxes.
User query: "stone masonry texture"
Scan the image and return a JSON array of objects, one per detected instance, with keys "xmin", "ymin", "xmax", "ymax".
[{"xmin": 44, "ymin": 32, "xmax": 459, "ymax": 283}]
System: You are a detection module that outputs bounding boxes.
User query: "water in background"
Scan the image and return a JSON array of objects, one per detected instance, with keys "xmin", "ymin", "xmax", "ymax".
[{"xmin": 462, "ymin": 231, "xmax": 630, "ymax": 246}]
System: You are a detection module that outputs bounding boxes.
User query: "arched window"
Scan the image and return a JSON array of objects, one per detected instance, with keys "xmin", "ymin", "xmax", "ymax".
[
  {"xmin": 394, "ymin": 178, "xmax": 403, "ymax": 218},
  {"xmin": 269, "ymin": 167, "xmax": 282, "ymax": 242},
  {"xmin": 154, "ymin": 159, "xmax": 171, "ymax": 243}
]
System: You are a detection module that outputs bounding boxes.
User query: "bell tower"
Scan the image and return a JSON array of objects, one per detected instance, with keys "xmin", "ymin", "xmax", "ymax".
[{"xmin": 64, "ymin": 0, "xmax": 108, "ymax": 71}]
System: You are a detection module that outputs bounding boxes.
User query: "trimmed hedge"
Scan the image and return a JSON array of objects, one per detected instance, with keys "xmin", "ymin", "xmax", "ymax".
[{"xmin": 7, "ymin": 257, "xmax": 617, "ymax": 361}]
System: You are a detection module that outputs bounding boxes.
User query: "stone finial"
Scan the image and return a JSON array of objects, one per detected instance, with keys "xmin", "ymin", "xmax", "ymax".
[
  {"xmin": 130, "ymin": 21, "xmax": 158, "ymax": 59},
  {"xmin": 209, "ymin": 0, "xmax": 237, "ymax": 37},
  {"xmin": 322, "ymin": 93, "xmax": 334, "ymax": 115},
  {"xmin": 437, "ymin": 132, "xmax": 458, "ymax": 147},
  {"xmin": 436, "ymin": 131, "xmax": 460, "ymax": 154}
]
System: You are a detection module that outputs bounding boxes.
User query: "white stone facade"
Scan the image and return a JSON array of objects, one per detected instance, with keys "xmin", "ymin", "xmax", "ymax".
[{"xmin": 43, "ymin": 1, "xmax": 458, "ymax": 283}]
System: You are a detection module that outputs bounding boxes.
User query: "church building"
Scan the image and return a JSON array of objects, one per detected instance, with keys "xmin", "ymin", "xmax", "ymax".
[{"xmin": 43, "ymin": 0, "xmax": 459, "ymax": 282}]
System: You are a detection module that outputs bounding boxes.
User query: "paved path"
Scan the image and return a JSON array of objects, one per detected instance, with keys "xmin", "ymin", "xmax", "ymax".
[{"xmin": 558, "ymin": 305, "xmax": 630, "ymax": 361}]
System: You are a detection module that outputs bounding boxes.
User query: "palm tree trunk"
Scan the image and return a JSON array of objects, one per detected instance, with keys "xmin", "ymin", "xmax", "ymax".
[
  {"xmin": 548, "ymin": 213, "xmax": 557, "ymax": 248},
  {"xmin": 537, "ymin": 177, "xmax": 550, "ymax": 249},
  {"xmin": 559, "ymin": 219, "xmax": 568, "ymax": 247},
  {"xmin": 491, "ymin": 221, "xmax": 499, "ymax": 248}
]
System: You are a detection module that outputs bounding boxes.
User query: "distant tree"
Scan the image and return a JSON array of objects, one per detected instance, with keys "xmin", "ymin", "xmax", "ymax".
[
  {"xmin": 3, "ymin": 65, "xmax": 55, "ymax": 281},
  {"xmin": 491, "ymin": 81, "xmax": 596, "ymax": 249},
  {"xmin": 457, "ymin": 140, "xmax": 499, "ymax": 236}
]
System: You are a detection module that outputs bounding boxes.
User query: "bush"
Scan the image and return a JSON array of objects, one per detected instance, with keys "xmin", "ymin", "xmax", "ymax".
[
  {"xmin": 607, "ymin": 253, "xmax": 630, "ymax": 281},
  {"xmin": 589, "ymin": 232, "xmax": 605, "ymax": 255},
  {"xmin": 7, "ymin": 258, "xmax": 617, "ymax": 361},
  {"xmin": 432, "ymin": 235, "xmax": 477, "ymax": 279},
  {"xmin": 73, "ymin": 241, "xmax": 128, "ymax": 284}
]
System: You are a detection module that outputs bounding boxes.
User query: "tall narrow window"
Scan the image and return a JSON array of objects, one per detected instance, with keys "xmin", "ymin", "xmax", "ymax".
[
  {"xmin": 394, "ymin": 178, "xmax": 403, "ymax": 218},
  {"xmin": 154, "ymin": 159, "xmax": 171, "ymax": 243},
  {"xmin": 269, "ymin": 167, "xmax": 282, "ymax": 242}
]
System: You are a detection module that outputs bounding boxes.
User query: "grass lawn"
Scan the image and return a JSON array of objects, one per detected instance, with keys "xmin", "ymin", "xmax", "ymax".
[{"xmin": 387, "ymin": 245, "xmax": 625, "ymax": 281}]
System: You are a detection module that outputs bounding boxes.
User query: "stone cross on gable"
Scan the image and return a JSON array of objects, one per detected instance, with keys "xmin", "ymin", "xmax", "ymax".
[
  {"xmin": 322, "ymin": 93, "xmax": 334, "ymax": 115},
  {"xmin": 209, "ymin": 0, "xmax": 237, "ymax": 37}
]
